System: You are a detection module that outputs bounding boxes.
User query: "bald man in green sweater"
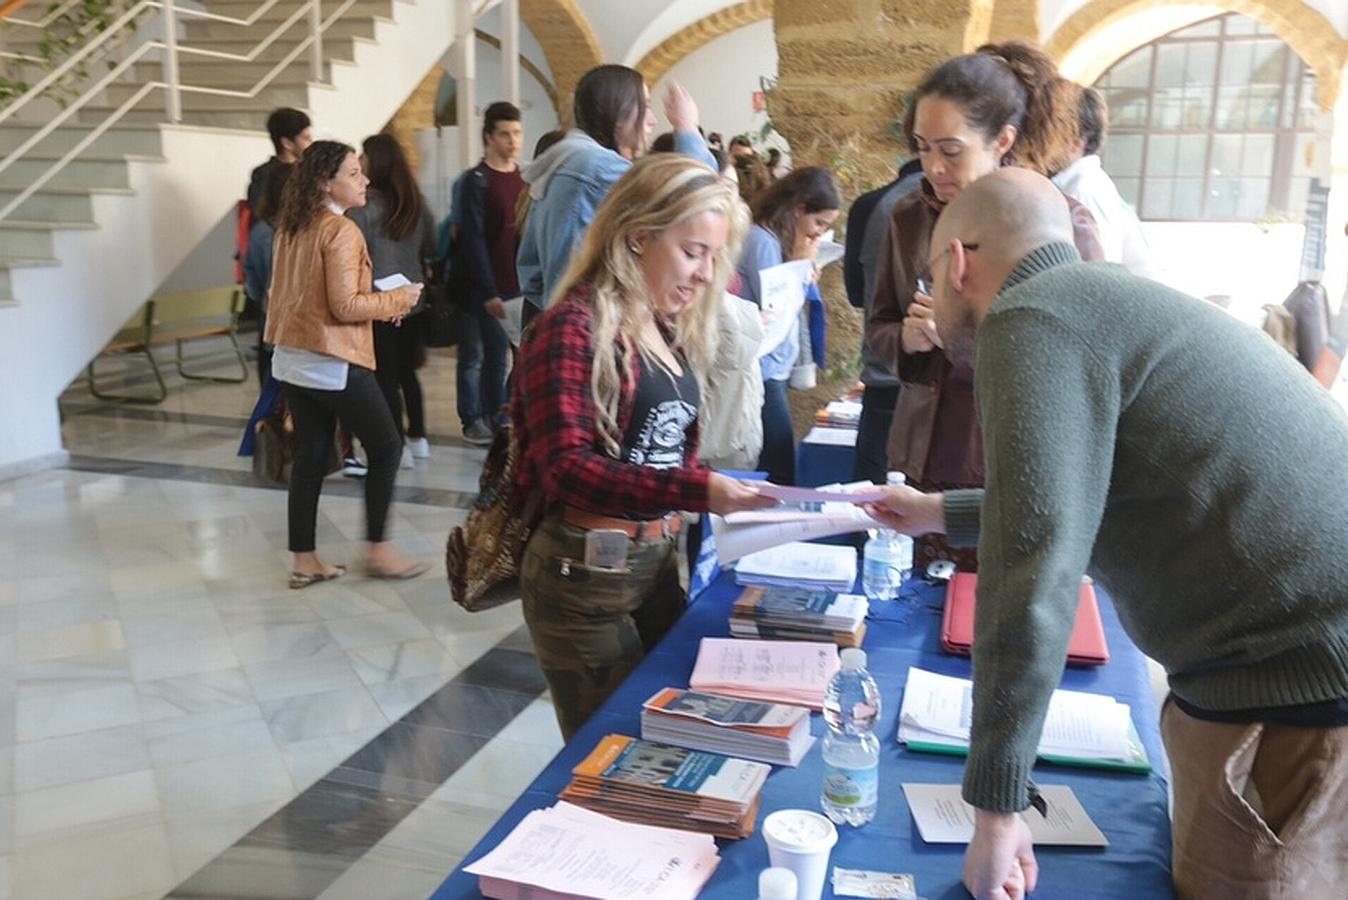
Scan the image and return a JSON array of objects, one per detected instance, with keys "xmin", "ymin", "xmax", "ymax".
[{"xmin": 867, "ymin": 169, "xmax": 1348, "ymax": 900}]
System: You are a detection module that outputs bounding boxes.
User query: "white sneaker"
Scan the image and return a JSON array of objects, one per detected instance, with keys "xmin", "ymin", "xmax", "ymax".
[
  {"xmin": 407, "ymin": 436, "xmax": 430, "ymax": 459},
  {"xmin": 400, "ymin": 445, "xmax": 415, "ymax": 469}
]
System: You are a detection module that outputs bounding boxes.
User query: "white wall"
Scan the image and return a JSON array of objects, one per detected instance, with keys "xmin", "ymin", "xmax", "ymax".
[{"xmin": 652, "ymin": 20, "xmax": 777, "ymax": 149}]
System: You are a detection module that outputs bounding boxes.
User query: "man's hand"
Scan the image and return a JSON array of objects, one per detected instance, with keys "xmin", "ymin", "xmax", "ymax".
[
  {"xmin": 963, "ymin": 811, "xmax": 1038, "ymax": 900},
  {"xmin": 707, "ymin": 474, "xmax": 775, "ymax": 516},
  {"xmin": 860, "ymin": 484, "xmax": 944, "ymax": 536},
  {"xmin": 664, "ymin": 81, "xmax": 700, "ymax": 133},
  {"xmin": 484, "ymin": 297, "xmax": 507, "ymax": 320}
]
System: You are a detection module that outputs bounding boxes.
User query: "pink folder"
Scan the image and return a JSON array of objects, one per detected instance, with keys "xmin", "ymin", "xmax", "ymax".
[{"xmin": 941, "ymin": 573, "xmax": 1109, "ymax": 667}]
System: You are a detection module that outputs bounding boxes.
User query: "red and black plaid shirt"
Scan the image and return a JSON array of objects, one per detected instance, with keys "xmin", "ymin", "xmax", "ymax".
[{"xmin": 512, "ymin": 285, "xmax": 711, "ymax": 518}]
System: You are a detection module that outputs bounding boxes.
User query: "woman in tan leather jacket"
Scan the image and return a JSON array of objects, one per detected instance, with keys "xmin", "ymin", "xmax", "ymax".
[
  {"xmin": 866, "ymin": 42, "xmax": 1103, "ymax": 573},
  {"xmin": 264, "ymin": 140, "xmax": 426, "ymax": 588}
]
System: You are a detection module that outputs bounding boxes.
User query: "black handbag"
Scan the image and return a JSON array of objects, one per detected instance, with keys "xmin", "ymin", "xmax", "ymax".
[{"xmin": 422, "ymin": 277, "xmax": 457, "ymax": 348}]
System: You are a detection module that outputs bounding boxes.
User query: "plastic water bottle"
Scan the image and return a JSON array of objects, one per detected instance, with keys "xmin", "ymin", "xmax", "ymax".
[
  {"xmin": 862, "ymin": 472, "xmax": 913, "ymax": 602},
  {"xmin": 820, "ymin": 647, "xmax": 881, "ymax": 826},
  {"xmin": 757, "ymin": 867, "xmax": 798, "ymax": 900}
]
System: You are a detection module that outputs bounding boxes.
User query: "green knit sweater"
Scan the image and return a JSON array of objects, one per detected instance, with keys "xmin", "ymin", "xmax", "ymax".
[{"xmin": 946, "ymin": 242, "xmax": 1348, "ymax": 813}]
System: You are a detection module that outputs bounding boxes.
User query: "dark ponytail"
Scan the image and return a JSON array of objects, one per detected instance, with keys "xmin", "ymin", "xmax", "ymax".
[{"xmin": 903, "ymin": 40, "xmax": 1078, "ymax": 177}]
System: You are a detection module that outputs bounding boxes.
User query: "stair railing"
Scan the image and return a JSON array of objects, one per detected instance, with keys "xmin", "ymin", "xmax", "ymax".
[{"xmin": 0, "ymin": 0, "xmax": 367, "ymax": 223}]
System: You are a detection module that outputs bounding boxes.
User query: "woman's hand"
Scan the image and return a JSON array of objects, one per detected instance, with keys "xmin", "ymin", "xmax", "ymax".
[
  {"xmin": 399, "ymin": 283, "xmax": 424, "ymax": 311},
  {"xmin": 791, "ymin": 231, "xmax": 820, "ymax": 263},
  {"xmin": 707, "ymin": 474, "xmax": 776, "ymax": 516},
  {"xmin": 860, "ymin": 484, "xmax": 945, "ymax": 536},
  {"xmin": 900, "ymin": 289, "xmax": 942, "ymax": 352},
  {"xmin": 664, "ymin": 81, "xmax": 700, "ymax": 133}
]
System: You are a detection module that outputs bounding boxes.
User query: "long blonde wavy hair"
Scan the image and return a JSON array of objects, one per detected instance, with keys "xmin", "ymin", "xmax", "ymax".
[{"xmin": 550, "ymin": 153, "xmax": 750, "ymax": 457}]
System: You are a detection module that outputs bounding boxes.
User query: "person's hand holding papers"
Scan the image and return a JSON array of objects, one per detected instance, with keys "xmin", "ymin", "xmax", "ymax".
[
  {"xmin": 860, "ymin": 483, "xmax": 946, "ymax": 536},
  {"xmin": 708, "ymin": 474, "xmax": 776, "ymax": 516}
]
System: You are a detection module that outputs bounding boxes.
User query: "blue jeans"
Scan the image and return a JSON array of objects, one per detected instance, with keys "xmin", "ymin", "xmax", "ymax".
[
  {"xmin": 456, "ymin": 302, "xmax": 510, "ymax": 428},
  {"xmin": 758, "ymin": 377, "xmax": 795, "ymax": 485}
]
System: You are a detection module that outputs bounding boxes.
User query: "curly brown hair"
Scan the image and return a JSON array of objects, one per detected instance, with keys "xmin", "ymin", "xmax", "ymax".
[
  {"xmin": 902, "ymin": 40, "xmax": 1079, "ymax": 178},
  {"xmin": 276, "ymin": 140, "xmax": 354, "ymax": 235}
]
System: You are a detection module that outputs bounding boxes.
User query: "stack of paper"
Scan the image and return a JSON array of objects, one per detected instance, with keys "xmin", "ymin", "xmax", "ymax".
[
  {"xmin": 713, "ymin": 486, "xmax": 880, "ymax": 564},
  {"xmin": 641, "ymin": 687, "xmax": 815, "ymax": 766},
  {"xmin": 896, "ymin": 668, "xmax": 1150, "ymax": 772},
  {"xmin": 464, "ymin": 801, "xmax": 721, "ymax": 899},
  {"xmin": 734, "ymin": 541, "xmax": 858, "ymax": 592},
  {"xmin": 802, "ymin": 426, "xmax": 858, "ymax": 447},
  {"xmin": 813, "ymin": 398, "xmax": 862, "ymax": 429},
  {"xmin": 690, "ymin": 637, "xmax": 840, "ymax": 710},
  {"xmin": 730, "ymin": 586, "xmax": 868, "ymax": 648},
  {"xmin": 559, "ymin": 734, "xmax": 769, "ymax": 839}
]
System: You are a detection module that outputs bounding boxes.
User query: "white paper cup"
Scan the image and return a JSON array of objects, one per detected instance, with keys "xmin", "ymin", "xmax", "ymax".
[{"xmin": 762, "ymin": 809, "xmax": 838, "ymax": 900}]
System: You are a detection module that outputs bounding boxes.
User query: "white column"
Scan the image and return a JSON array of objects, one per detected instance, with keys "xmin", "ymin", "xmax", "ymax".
[
  {"xmin": 455, "ymin": 0, "xmax": 477, "ymax": 173},
  {"xmin": 501, "ymin": 0, "xmax": 521, "ymax": 107}
]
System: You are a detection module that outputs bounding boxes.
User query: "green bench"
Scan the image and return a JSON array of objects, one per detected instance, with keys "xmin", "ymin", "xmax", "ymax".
[{"xmin": 86, "ymin": 286, "xmax": 249, "ymax": 403}]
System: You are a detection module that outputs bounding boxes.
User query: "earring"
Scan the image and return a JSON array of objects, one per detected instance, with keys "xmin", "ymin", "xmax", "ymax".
[{"xmin": 628, "ymin": 242, "xmax": 641, "ymax": 255}]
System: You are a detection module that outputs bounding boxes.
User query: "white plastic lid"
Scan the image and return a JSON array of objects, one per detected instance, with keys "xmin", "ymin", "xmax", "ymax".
[
  {"xmin": 840, "ymin": 647, "xmax": 867, "ymax": 671},
  {"xmin": 762, "ymin": 809, "xmax": 839, "ymax": 854},
  {"xmin": 758, "ymin": 867, "xmax": 798, "ymax": 899},
  {"xmin": 886, "ymin": 470, "xmax": 906, "ymax": 486}
]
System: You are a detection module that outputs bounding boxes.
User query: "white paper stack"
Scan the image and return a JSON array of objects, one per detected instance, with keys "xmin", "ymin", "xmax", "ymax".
[
  {"xmin": 814, "ymin": 399, "xmax": 862, "ymax": 429},
  {"xmin": 896, "ymin": 667, "xmax": 1147, "ymax": 770},
  {"xmin": 734, "ymin": 541, "xmax": 857, "ymax": 592},
  {"xmin": 641, "ymin": 687, "xmax": 815, "ymax": 766},
  {"xmin": 465, "ymin": 801, "xmax": 720, "ymax": 899},
  {"xmin": 690, "ymin": 637, "xmax": 840, "ymax": 710}
]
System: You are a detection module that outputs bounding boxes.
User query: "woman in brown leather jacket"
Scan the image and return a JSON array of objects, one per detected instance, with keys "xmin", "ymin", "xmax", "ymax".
[
  {"xmin": 866, "ymin": 42, "xmax": 1103, "ymax": 573},
  {"xmin": 265, "ymin": 140, "xmax": 426, "ymax": 588}
]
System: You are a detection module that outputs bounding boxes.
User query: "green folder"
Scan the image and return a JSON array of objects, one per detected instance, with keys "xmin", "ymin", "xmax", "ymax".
[{"xmin": 901, "ymin": 719, "xmax": 1152, "ymax": 775}]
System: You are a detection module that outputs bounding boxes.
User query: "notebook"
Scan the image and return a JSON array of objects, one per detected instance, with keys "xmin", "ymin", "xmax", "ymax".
[{"xmin": 941, "ymin": 573, "xmax": 1109, "ymax": 666}]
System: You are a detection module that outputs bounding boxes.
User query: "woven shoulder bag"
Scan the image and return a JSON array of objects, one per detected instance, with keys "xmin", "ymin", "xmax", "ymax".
[{"xmin": 446, "ymin": 425, "xmax": 544, "ymax": 611}]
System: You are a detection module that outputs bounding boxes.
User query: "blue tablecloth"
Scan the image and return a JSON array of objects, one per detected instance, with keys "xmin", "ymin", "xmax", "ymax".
[{"xmin": 432, "ymin": 572, "xmax": 1173, "ymax": 900}]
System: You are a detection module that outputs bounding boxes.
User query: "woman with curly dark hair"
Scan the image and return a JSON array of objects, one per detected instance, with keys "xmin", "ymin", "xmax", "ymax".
[
  {"xmin": 266, "ymin": 140, "xmax": 427, "ymax": 588},
  {"xmin": 867, "ymin": 41, "xmax": 1103, "ymax": 573}
]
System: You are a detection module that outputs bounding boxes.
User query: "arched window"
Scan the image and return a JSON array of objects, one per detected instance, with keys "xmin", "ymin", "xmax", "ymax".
[{"xmin": 1094, "ymin": 13, "xmax": 1320, "ymax": 222}]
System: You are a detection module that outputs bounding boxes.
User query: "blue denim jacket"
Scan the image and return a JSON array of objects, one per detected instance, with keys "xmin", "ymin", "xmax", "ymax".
[{"xmin": 516, "ymin": 129, "xmax": 713, "ymax": 311}]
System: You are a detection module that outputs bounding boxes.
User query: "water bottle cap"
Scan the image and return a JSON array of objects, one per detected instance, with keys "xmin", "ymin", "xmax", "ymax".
[
  {"xmin": 886, "ymin": 470, "xmax": 906, "ymax": 486},
  {"xmin": 840, "ymin": 647, "xmax": 867, "ymax": 670},
  {"xmin": 758, "ymin": 867, "xmax": 798, "ymax": 899}
]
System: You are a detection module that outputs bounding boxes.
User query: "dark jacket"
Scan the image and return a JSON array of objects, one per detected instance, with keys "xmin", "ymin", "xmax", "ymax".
[{"xmin": 867, "ymin": 179, "xmax": 1104, "ymax": 488}]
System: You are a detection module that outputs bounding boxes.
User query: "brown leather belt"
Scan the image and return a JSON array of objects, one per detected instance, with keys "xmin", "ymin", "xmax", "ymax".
[{"xmin": 563, "ymin": 506, "xmax": 683, "ymax": 540}]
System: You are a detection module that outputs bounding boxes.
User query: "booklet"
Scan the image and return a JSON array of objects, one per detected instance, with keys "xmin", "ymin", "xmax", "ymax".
[
  {"xmin": 902, "ymin": 784, "xmax": 1109, "ymax": 846},
  {"xmin": 734, "ymin": 541, "xmax": 858, "ymax": 591},
  {"xmin": 641, "ymin": 688, "xmax": 815, "ymax": 767},
  {"xmin": 690, "ymin": 637, "xmax": 840, "ymax": 710}
]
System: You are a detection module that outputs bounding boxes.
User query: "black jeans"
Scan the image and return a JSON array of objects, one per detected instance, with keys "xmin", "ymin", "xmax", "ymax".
[
  {"xmin": 852, "ymin": 384, "xmax": 900, "ymax": 484},
  {"xmin": 372, "ymin": 321, "xmax": 427, "ymax": 440},
  {"xmin": 758, "ymin": 377, "xmax": 795, "ymax": 485},
  {"xmin": 282, "ymin": 367, "xmax": 401, "ymax": 552}
]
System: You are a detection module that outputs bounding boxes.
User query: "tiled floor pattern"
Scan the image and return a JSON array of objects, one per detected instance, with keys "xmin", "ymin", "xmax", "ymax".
[{"xmin": 0, "ymin": 340, "xmax": 564, "ymax": 899}]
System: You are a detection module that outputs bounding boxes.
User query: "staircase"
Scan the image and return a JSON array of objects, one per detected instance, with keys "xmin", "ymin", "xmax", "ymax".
[{"xmin": 0, "ymin": 0, "xmax": 463, "ymax": 472}]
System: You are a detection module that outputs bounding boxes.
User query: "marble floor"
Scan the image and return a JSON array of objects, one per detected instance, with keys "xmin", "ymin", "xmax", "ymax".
[{"xmin": 1, "ymin": 338, "xmax": 564, "ymax": 900}]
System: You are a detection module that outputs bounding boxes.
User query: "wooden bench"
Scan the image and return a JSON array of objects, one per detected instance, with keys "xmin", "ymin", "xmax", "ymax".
[{"xmin": 86, "ymin": 286, "xmax": 249, "ymax": 403}]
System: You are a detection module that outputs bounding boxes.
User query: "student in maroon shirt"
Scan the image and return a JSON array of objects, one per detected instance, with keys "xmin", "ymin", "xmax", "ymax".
[
  {"xmin": 455, "ymin": 101, "xmax": 526, "ymax": 445},
  {"xmin": 514, "ymin": 154, "xmax": 773, "ymax": 738}
]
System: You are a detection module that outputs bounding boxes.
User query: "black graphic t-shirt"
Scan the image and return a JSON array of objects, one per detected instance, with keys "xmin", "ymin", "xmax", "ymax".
[{"xmin": 621, "ymin": 352, "xmax": 700, "ymax": 472}]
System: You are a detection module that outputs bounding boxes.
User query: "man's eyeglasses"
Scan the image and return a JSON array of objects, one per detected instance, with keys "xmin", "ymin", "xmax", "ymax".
[{"xmin": 925, "ymin": 241, "xmax": 979, "ymax": 278}]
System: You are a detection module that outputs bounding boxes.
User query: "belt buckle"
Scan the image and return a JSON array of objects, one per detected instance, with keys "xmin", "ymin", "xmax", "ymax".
[{"xmin": 660, "ymin": 516, "xmax": 671, "ymax": 540}]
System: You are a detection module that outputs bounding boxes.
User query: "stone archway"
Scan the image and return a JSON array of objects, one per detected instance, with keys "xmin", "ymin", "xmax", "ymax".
[
  {"xmin": 1044, "ymin": 0, "xmax": 1347, "ymax": 107},
  {"xmin": 520, "ymin": 0, "xmax": 604, "ymax": 123},
  {"xmin": 634, "ymin": 0, "xmax": 773, "ymax": 86}
]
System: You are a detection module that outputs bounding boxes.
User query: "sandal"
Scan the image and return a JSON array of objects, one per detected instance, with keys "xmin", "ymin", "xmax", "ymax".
[
  {"xmin": 289, "ymin": 565, "xmax": 347, "ymax": 590},
  {"xmin": 363, "ymin": 560, "xmax": 430, "ymax": 581}
]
